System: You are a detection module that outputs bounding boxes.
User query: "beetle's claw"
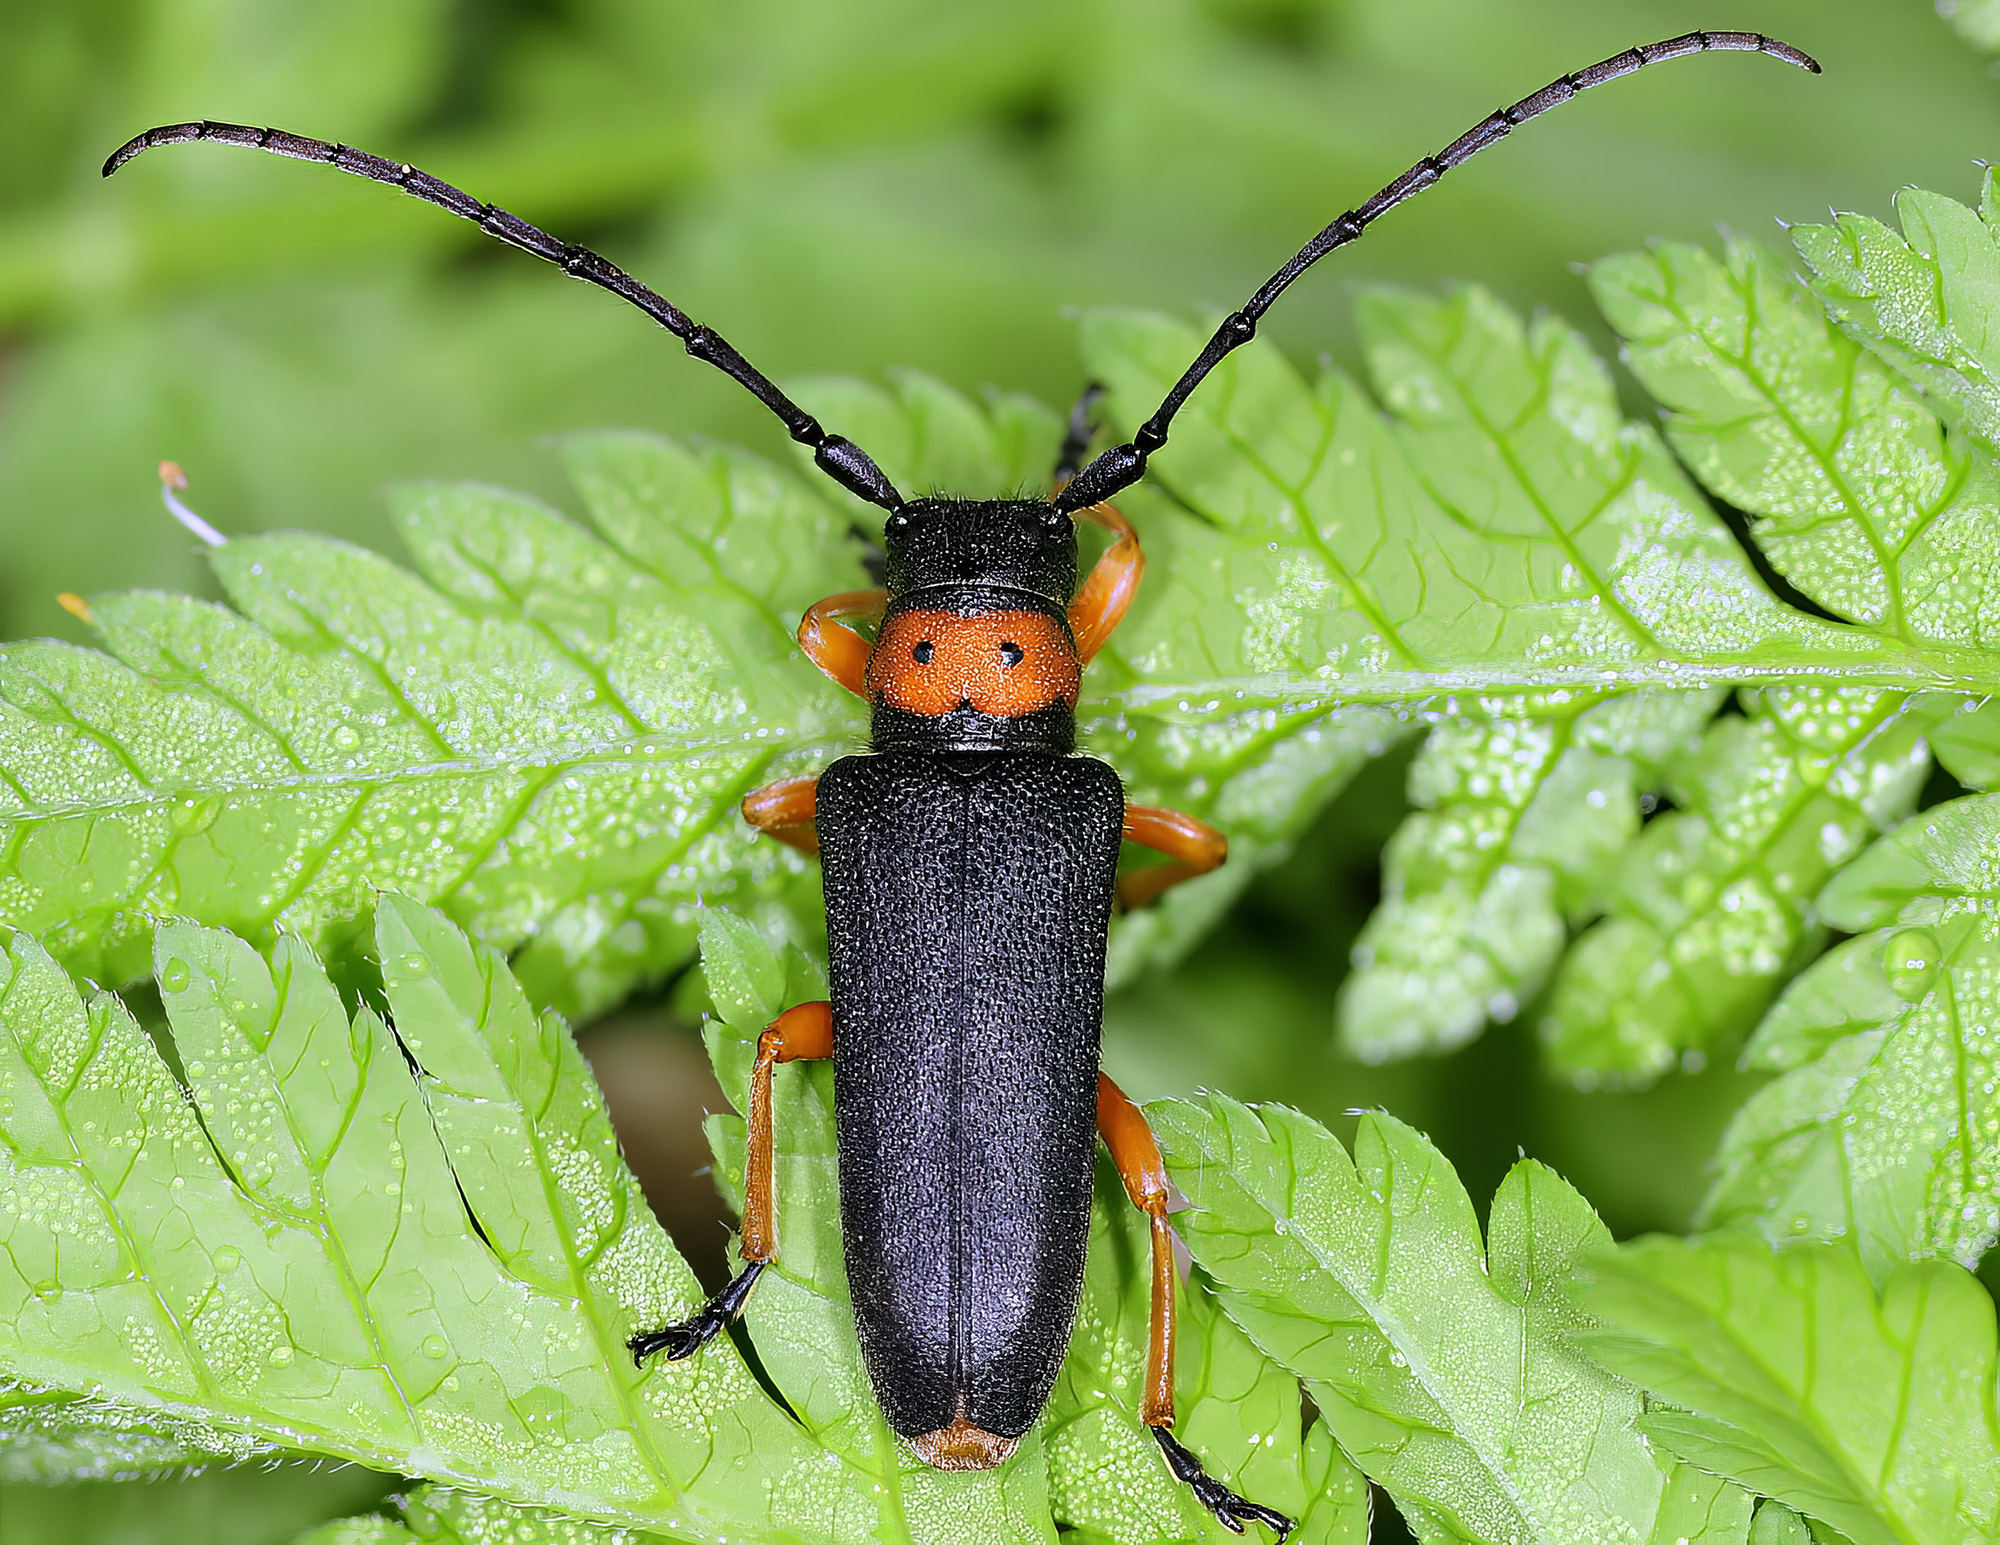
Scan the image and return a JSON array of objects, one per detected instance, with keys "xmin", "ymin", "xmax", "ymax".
[
  {"xmin": 1149, "ymin": 1425, "xmax": 1294, "ymax": 1541},
  {"xmin": 627, "ymin": 1312, "xmax": 724, "ymax": 1365},
  {"xmin": 629, "ymin": 1259, "xmax": 768, "ymax": 1367}
]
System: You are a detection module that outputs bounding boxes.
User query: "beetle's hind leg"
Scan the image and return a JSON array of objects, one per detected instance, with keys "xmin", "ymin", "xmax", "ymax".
[
  {"xmin": 1097, "ymin": 1073, "xmax": 1294, "ymax": 1540},
  {"xmin": 628, "ymin": 1000, "xmax": 834, "ymax": 1365}
]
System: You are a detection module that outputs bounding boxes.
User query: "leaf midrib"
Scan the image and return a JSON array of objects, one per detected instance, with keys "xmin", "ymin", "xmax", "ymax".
[{"xmin": 0, "ymin": 727, "xmax": 838, "ymax": 822}]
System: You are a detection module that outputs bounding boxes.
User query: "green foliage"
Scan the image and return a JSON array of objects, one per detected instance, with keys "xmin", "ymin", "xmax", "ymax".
[
  {"xmin": 0, "ymin": 901, "xmax": 1357, "ymax": 1542},
  {"xmin": 1152, "ymin": 1095, "xmax": 1759, "ymax": 1542},
  {"xmin": 1575, "ymin": 1237, "xmax": 2000, "ymax": 1545},
  {"xmin": 8, "ymin": 11, "xmax": 2000, "ymax": 1531},
  {"xmin": 0, "ymin": 435, "xmax": 863, "ymax": 1020}
]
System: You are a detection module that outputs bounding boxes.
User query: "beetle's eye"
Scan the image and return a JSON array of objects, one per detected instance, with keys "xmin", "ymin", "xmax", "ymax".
[
  {"xmin": 999, "ymin": 641, "xmax": 1024, "ymax": 668},
  {"xmin": 912, "ymin": 640, "xmax": 934, "ymax": 665}
]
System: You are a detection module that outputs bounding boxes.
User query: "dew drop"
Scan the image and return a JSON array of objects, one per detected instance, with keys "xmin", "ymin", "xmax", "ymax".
[
  {"xmin": 1883, "ymin": 928, "xmax": 1942, "ymax": 1004},
  {"xmin": 32, "ymin": 1280, "xmax": 60, "ymax": 1303},
  {"xmin": 212, "ymin": 1246, "xmax": 240, "ymax": 1272},
  {"xmin": 268, "ymin": 1345, "xmax": 294, "ymax": 1366},
  {"xmin": 159, "ymin": 958, "xmax": 191, "ymax": 993},
  {"xmin": 421, "ymin": 1333, "xmax": 449, "ymax": 1360}
]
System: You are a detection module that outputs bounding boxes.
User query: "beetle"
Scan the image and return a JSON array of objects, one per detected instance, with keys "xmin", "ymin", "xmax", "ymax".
[{"xmin": 105, "ymin": 30, "xmax": 1817, "ymax": 1537}]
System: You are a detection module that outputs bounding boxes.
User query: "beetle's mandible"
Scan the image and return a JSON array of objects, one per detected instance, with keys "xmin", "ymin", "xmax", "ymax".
[{"xmin": 104, "ymin": 29, "xmax": 1818, "ymax": 1537}]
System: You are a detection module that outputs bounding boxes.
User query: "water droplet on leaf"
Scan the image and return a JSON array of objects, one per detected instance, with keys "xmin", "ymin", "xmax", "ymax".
[{"xmin": 1883, "ymin": 928, "xmax": 1941, "ymax": 1003}]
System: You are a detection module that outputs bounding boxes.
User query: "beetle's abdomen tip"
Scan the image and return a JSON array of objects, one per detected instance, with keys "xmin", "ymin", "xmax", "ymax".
[{"xmin": 908, "ymin": 1417, "xmax": 1019, "ymax": 1471}]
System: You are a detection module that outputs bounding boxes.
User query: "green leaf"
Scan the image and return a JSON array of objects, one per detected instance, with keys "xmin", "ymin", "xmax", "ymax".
[
  {"xmin": 1574, "ymin": 1237, "xmax": 2000, "ymax": 1545},
  {"xmin": 1079, "ymin": 275, "xmax": 1985, "ymax": 1074},
  {"xmin": 1794, "ymin": 176, "xmax": 2000, "ymax": 461},
  {"xmin": 0, "ymin": 901, "xmax": 860, "ymax": 1540},
  {"xmin": 1590, "ymin": 237, "xmax": 1980, "ymax": 637},
  {"xmin": 0, "ymin": 432, "xmax": 864, "ymax": 1018},
  {"xmin": 1082, "ymin": 296, "xmax": 1907, "ymax": 703},
  {"xmin": 292, "ymin": 1485, "xmax": 651, "ymax": 1544},
  {"xmin": 0, "ymin": 1379, "xmax": 278, "ymax": 1480},
  {"xmin": 1539, "ymin": 686, "xmax": 1945, "ymax": 1085},
  {"xmin": 1150, "ymin": 1096, "xmax": 1744, "ymax": 1542},
  {"xmin": 0, "ymin": 901, "xmax": 1350, "ymax": 1541},
  {"xmin": 1338, "ymin": 690, "xmax": 1717, "ymax": 1061},
  {"xmin": 1703, "ymin": 798, "xmax": 2000, "ymax": 1276}
]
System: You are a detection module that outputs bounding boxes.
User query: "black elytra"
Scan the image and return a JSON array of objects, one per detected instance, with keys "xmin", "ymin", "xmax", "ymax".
[
  {"xmin": 103, "ymin": 31, "xmax": 1818, "ymax": 1539},
  {"xmin": 819, "ymin": 750, "xmax": 1124, "ymax": 1441}
]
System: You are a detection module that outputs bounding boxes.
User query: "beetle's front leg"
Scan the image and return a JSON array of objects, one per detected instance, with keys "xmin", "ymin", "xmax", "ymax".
[
  {"xmin": 1097, "ymin": 1072, "xmax": 1294, "ymax": 1540},
  {"xmin": 798, "ymin": 588, "xmax": 886, "ymax": 698},
  {"xmin": 1067, "ymin": 501, "xmax": 1142, "ymax": 665},
  {"xmin": 628, "ymin": 1000, "xmax": 834, "ymax": 1364},
  {"xmin": 1119, "ymin": 804, "xmax": 1227, "ymax": 910}
]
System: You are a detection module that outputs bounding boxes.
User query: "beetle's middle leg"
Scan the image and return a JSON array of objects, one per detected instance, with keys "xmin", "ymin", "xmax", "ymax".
[
  {"xmin": 1118, "ymin": 804, "xmax": 1227, "ymax": 910},
  {"xmin": 628, "ymin": 1000, "xmax": 834, "ymax": 1364},
  {"xmin": 1097, "ymin": 1072, "xmax": 1294, "ymax": 1540},
  {"xmin": 743, "ymin": 774, "xmax": 820, "ymax": 856}
]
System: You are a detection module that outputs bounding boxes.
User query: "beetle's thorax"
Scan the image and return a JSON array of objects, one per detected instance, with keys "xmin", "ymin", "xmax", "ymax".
[{"xmin": 867, "ymin": 499, "xmax": 1079, "ymax": 754}]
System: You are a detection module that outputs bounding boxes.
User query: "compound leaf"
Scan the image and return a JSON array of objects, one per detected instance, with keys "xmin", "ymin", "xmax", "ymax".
[
  {"xmin": 1703, "ymin": 796, "xmax": 2000, "ymax": 1278},
  {"xmin": 0, "ymin": 898, "xmax": 1355, "ymax": 1542},
  {"xmin": 0, "ymin": 435, "xmax": 865, "ymax": 1021},
  {"xmin": 1794, "ymin": 174, "xmax": 2000, "ymax": 462},
  {"xmin": 1574, "ymin": 1237, "xmax": 2000, "ymax": 1545},
  {"xmin": 0, "ymin": 900, "xmax": 889, "ymax": 1542},
  {"xmin": 1150, "ymin": 1095, "xmax": 1751, "ymax": 1543}
]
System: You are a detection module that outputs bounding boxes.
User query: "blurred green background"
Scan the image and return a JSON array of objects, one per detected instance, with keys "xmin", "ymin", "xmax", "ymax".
[{"xmin": 3, "ymin": 0, "xmax": 1996, "ymax": 1535}]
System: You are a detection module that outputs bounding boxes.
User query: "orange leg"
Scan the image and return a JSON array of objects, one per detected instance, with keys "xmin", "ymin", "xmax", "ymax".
[
  {"xmin": 739, "ymin": 1000, "xmax": 835, "ymax": 1263},
  {"xmin": 1097, "ymin": 1071, "xmax": 1177, "ymax": 1427},
  {"xmin": 1068, "ymin": 502, "xmax": 1143, "ymax": 665},
  {"xmin": 1119, "ymin": 804, "xmax": 1227, "ymax": 910},
  {"xmin": 629, "ymin": 1000, "xmax": 833, "ymax": 1364},
  {"xmin": 743, "ymin": 775, "xmax": 820, "ymax": 857},
  {"xmin": 1098, "ymin": 1071, "xmax": 1294, "ymax": 1538},
  {"xmin": 799, "ymin": 589, "xmax": 886, "ymax": 698}
]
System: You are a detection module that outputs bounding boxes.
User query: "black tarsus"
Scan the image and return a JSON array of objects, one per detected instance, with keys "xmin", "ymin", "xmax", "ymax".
[
  {"xmin": 1052, "ymin": 30, "xmax": 1821, "ymax": 515},
  {"xmin": 628, "ymin": 1259, "xmax": 766, "ymax": 1365},
  {"xmin": 1054, "ymin": 382, "xmax": 1107, "ymax": 484},
  {"xmin": 1151, "ymin": 1425, "xmax": 1295, "ymax": 1539},
  {"xmin": 100, "ymin": 122, "xmax": 907, "ymax": 515}
]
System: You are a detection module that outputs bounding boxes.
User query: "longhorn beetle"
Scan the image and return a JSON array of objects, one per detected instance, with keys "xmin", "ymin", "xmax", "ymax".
[{"xmin": 107, "ymin": 31, "xmax": 1818, "ymax": 1537}]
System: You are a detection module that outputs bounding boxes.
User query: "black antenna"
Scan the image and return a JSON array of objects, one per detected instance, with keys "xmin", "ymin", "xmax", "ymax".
[
  {"xmin": 1052, "ymin": 30, "xmax": 1821, "ymax": 514},
  {"xmin": 102, "ymin": 123, "xmax": 907, "ymax": 514}
]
